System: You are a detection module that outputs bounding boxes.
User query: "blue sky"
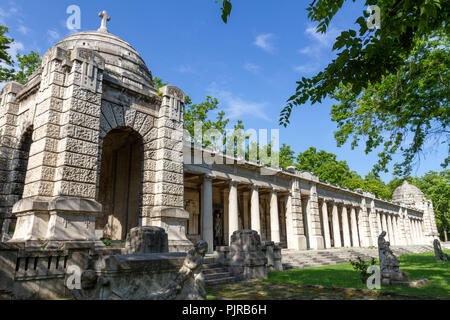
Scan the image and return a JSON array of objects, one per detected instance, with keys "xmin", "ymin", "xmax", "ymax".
[{"xmin": 1, "ymin": 0, "xmax": 447, "ymax": 182}]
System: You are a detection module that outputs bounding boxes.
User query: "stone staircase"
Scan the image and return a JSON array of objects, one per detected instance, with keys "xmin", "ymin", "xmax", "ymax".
[
  {"xmin": 281, "ymin": 244, "xmax": 443, "ymax": 270},
  {"xmin": 202, "ymin": 256, "xmax": 239, "ymax": 287}
]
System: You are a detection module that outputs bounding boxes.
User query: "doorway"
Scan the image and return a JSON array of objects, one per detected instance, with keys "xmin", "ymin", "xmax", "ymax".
[{"xmin": 98, "ymin": 128, "xmax": 143, "ymax": 240}]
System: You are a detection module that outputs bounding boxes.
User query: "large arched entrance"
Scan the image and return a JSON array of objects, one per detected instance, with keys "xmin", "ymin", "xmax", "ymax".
[{"xmin": 97, "ymin": 127, "xmax": 143, "ymax": 240}]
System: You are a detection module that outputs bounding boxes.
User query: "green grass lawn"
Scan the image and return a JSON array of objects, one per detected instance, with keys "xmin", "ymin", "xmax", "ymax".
[
  {"xmin": 266, "ymin": 250, "xmax": 450, "ymax": 298},
  {"xmin": 206, "ymin": 250, "xmax": 450, "ymax": 300}
]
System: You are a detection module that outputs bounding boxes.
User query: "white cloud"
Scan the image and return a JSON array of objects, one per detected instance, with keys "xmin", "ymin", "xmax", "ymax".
[
  {"xmin": 47, "ymin": 30, "xmax": 60, "ymax": 44},
  {"xmin": 244, "ymin": 63, "xmax": 260, "ymax": 74},
  {"xmin": 177, "ymin": 65, "xmax": 193, "ymax": 73},
  {"xmin": 253, "ymin": 33, "xmax": 276, "ymax": 54},
  {"xmin": 295, "ymin": 24, "xmax": 342, "ymax": 74},
  {"xmin": 207, "ymin": 83, "xmax": 270, "ymax": 122},
  {"xmin": 7, "ymin": 41, "xmax": 24, "ymax": 58},
  {"xmin": 304, "ymin": 25, "xmax": 340, "ymax": 47},
  {"xmin": 293, "ymin": 63, "xmax": 321, "ymax": 74},
  {"xmin": 17, "ymin": 25, "xmax": 30, "ymax": 35}
]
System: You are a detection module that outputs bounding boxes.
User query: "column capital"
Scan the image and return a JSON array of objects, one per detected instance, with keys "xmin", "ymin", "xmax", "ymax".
[
  {"xmin": 203, "ymin": 174, "xmax": 216, "ymax": 181},
  {"xmin": 229, "ymin": 179, "xmax": 239, "ymax": 187},
  {"xmin": 251, "ymin": 184, "xmax": 261, "ymax": 191}
]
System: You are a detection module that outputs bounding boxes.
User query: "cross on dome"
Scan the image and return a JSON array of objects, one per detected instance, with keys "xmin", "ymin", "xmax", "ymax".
[{"xmin": 98, "ymin": 10, "xmax": 111, "ymax": 33}]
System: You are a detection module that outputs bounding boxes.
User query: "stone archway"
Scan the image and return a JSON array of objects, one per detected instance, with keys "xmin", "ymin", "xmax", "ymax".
[{"xmin": 97, "ymin": 127, "xmax": 143, "ymax": 240}]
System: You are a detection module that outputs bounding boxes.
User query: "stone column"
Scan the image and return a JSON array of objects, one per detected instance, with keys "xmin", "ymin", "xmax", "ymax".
[
  {"xmin": 286, "ymin": 179, "xmax": 308, "ymax": 250},
  {"xmin": 418, "ymin": 220, "xmax": 424, "ymax": 244},
  {"xmin": 409, "ymin": 218, "xmax": 416, "ymax": 244},
  {"xmin": 341, "ymin": 206, "xmax": 351, "ymax": 247},
  {"xmin": 228, "ymin": 180, "xmax": 239, "ymax": 243},
  {"xmin": 223, "ymin": 188, "xmax": 229, "ymax": 245},
  {"xmin": 397, "ymin": 209, "xmax": 407, "ymax": 245},
  {"xmin": 413, "ymin": 219, "xmax": 419, "ymax": 244},
  {"xmin": 0, "ymin": 82, "xmax": 24, "ymax": 235},
  {"xmin": 250, "ymin": 185, "xmax": 261, "ymax": 235},
  {"xmin": 358, "ymin": 198, "xmax": 372, "ymax": 247},
  {"xmin": 202, "ymin": 175, "xmax": 214, "ymax": 253},
  {"xmin": 386, "ymin": 214, "xmax": 395, "ymax": 245},
  {"xmin": 332, "ymin": 202, "xmax": 342, "ymax": 248},
  {"xmin": 392, "ymin": 215, "xmax": 399, "ymax": 245},
  {"xmin": 381, "ymin": 212, "xmax": 388, "ymax": 240},
  {"xmin": 306, "ymin": 183, "xmax": 324, "ymax": 250},
  {"xmin": 243, "ymin": 191, "xmax": 249, "ymax": 229},
  {"xmin": 270, "ymin": 189, "xmax": 280, "ymax": 243},
  {"xmin": 350, "ymin": 207, "xmax": 360, "ymax": 247},
  {"xmin": 321, "ymin": 201, "xmax": 331, "ymax": 248}
]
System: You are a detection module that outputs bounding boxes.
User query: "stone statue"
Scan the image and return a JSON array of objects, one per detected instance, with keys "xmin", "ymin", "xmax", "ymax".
[
  {"xmin": 378, "ymin": 231, "xmax": 408, "ymax": 285},
  {"xmin": 433, "ymin": 239, "xmax": 448, "ymax": 262},
  {"xmin": 160, "ymin": 240, "xmax": 208, "ymax": 300}
]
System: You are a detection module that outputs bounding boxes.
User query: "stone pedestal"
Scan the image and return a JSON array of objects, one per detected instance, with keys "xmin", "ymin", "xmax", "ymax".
[
  {"xmin": 262, "ymin": 241, "xmax": 283, "ymax": 272},
  {"xmin": 10, "ymin": 197, "xmax": 101, "ymax": 242},
  {"xmin": 125, "ymin": 226, "xmax": 168, "ymax": 254},
  {"xmin": 228, "ymin": 230, "xmax": 267, "ymax": 280},
  {"xmin": 146, "ymin": 207, "xmax": 193, "ymax": 252}
]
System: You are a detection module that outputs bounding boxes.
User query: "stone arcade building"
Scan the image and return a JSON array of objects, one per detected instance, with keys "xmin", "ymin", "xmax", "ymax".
[{"xmin": 0, "ymin": 15, "xmax": 439, "ymax": 254}]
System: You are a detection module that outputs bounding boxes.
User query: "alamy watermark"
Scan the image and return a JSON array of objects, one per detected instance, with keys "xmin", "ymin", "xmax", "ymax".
[
  {"xmin": 66, "ymin": 265, "xmax": 82, "ymax": 290},
  {"xmin": 367, "ymin": 5, "xmax": 381, "ymax": 30},
  {"xmin": 66, "ymin": 5, "xmax": 81, "ymax": 31},
  {"xmin": 366, "ymin": 265, "xmax": 381, "ymax": 290}
]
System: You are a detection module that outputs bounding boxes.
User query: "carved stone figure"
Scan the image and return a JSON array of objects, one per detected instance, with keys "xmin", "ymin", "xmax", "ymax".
[
  {"xmin": 160, "ymin": 240, "xmax": 208, "ymax": 300},
  {"xmin": 378, "ymin": 231, "xmax": 408, "ymax": 285},
  {"xmin": 433, "ymin": 239, "xmax": 449, "ymax": 262}
]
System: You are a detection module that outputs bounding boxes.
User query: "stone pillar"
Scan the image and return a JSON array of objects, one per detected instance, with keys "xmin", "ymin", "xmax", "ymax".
[
  {"xmin": 332, "ymin": 202, "xmax": 342, "ymax": 248},
  {"xmin": 418, "ymin": 220, "xmax": 424, "ymax": 244},
  {"xmin": 350, "ymin": 207, "xmax": 360, "ymax": 247},
  {"xmin": 359, "ymin": 198, "xmax": 372, "ymax": 247},
  {"xmin": 223, "ymin": 188, "xmax": 229, "ymax": 246},
  {"xmin": 369, "ymin": 199, "xmax": 379, "ymax": 245},
  {"xmin": 250, "ymin": 185, "xmax": 261, "ymax": 235},
  {"xmin": 0, "ymin": 82, "xmax": 24, "ymax": 236},
  {"xmin": 286, "ymin": 179, "xmax": 307, "ymax": 250},
  {"xmin": 392, "ymin": 215, "xmax": 399, "ymax": 245},
  {"xmin": 381, "ymin": 213, "xmax": 388, "ymax": 240},
  {"xmin": 341, "ymin": 206, "xmax": 351, "ymax": 247},
  {"xmin": 397, "ymin": 209, "xmax": 407, "ymax": 245},
  {"xmin": 409, "ymin": 218, "xmax": 415, "ymax": 244},
  {"xmin": 413, "ymin": 220, "xmax": 419, "ymax": 244},
  {"xmin": 321, "ymin": 201, "xmax": 331, "ymax": 248},
  {"xmin": 306, "ymin": 183, "xmax": 324, "ymax": 250},
  {"xmin": 269, "ymin": 189, "xmax": 280, "ymax": 243},
  {"xmin": 228, "ymin": 180, "xmax": 239, "ymax": 243},
  {"xmin": 11, "ymin": 47, "xmax": 103, "ymax": 243},
  {"xmin": 243, "ymin": 191, "xmax": 249, "ymax": 229},
  {"xmin": 202, "ymin": 175, "xmax": 214, "ymax": 253},
  {"xmin": 146, "ymin": 85, "xmax": 192, "ymax": 252},
  {"xmin": 386, "ymin": 214, "xmax": 395, "ymax": 245}
]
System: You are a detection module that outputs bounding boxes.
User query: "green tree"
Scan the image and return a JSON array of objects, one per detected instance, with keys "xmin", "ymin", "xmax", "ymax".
[
  {"xmin": 216, "ymin": 1, "xmax": 449, "ymax": 177},
  {"xmin": 295, "ymin": 147, "xmax": 359, "ymax": 186},
  {"xmin": 14, "ymin": 51, "xmax": 41, "ymax": 84},
  {"xmin": 414, "ymin": 170, "xmax": 450, "ymax": 241},
  {"xmin": 0, "ymin": 25, "xmax": 15, "ymax": 81},
  {"xmin": 330, "ymin": 33, "xmax": 449, "ymax": 176},
  {"xmin": 279, "ymin": 143, "xmax": 295, "ymax": 169},
  {"xmin": 0, "ymin": 25, "xmax": 41, "ymax": 84}
]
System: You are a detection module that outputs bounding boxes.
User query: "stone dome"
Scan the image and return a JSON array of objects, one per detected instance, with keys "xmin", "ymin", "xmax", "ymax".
[
  {"xmin": 392, "ymin": 181, "xmax": 424, "ymax": 202},
  {"xmin": 54, "ymin": 30, "xmax": 154, "ymax": 92}
]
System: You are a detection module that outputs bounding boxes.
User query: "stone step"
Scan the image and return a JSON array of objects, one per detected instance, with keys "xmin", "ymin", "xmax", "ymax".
[
  {"xmin": 205, "ymin": 276, "xmax": 238, "ymax": 287},
  {"xmin": 203, "ymin": 267, "xmax": 229, "ymax": 275},
  {"xmin": 204, "ymin": 272, "xmax": 233, "ymax": 280}
]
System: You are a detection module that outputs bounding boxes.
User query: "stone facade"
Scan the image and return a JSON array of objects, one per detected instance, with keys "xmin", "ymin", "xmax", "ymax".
[{"xmin": 0, "ymin": 13, "xmax": 440, "ymax": 256}]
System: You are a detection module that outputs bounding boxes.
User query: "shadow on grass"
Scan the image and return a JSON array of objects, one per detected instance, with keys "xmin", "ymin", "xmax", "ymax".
[{"xmin": 268, "ymin": 251, "xmax": 450, "ymax": 298}]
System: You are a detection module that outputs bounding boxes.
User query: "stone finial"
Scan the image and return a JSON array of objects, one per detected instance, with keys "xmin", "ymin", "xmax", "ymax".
[{"xmin": 98, "ymin": 10, "xmax": 111, "ymax": 33}]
